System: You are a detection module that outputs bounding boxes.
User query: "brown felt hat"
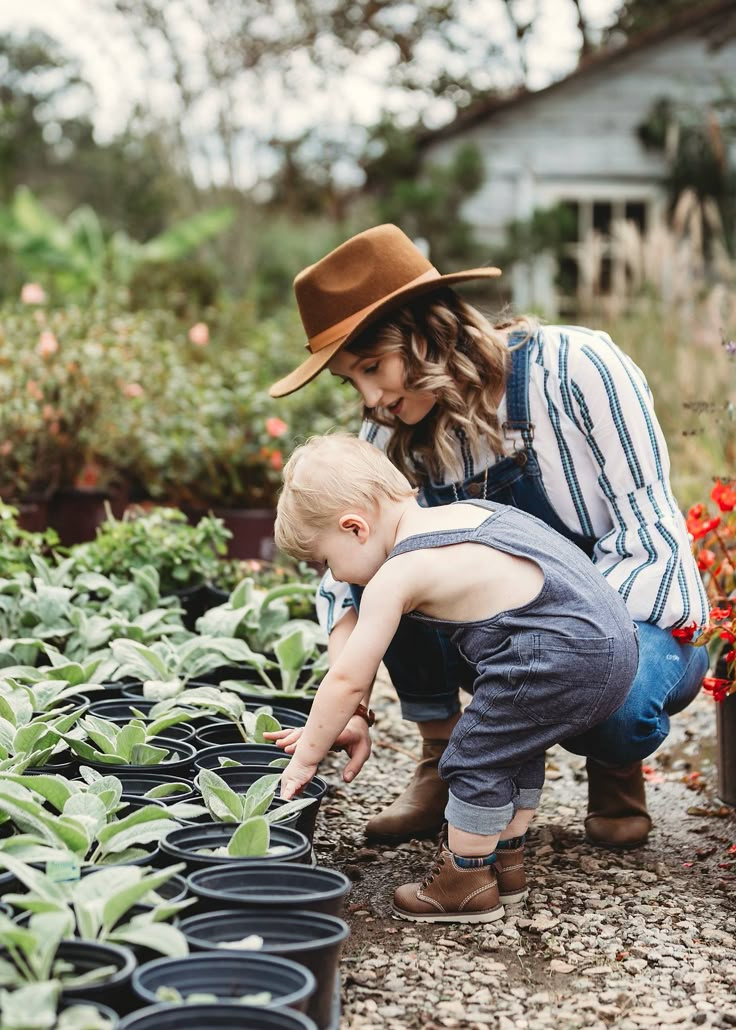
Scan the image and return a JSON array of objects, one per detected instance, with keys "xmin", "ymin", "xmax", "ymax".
[{"xmin": 269, "ymin": 224, "xmax": 502, "ymax": 398}]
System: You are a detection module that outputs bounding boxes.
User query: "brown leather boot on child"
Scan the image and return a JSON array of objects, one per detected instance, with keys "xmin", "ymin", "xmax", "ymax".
[
  {"xmin": 391, "ymin": 845, "xmax": 505, "ymax": 923},
  {"xmin": 365, "ymin": 738, "xmax": 449, "ymax": 843},
  {"xmin": 495, "ymin": 840, "xmax": 529, "ymax": 905}
]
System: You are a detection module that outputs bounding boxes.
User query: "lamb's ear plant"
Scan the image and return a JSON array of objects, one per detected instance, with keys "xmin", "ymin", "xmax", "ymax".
[
  {"xmin": 0, "ymin": 981, "xmax": 114, "ymax": 1030},
  {"xmin": 61, "ymin": 714, "xmax": 189, "ymax": 766},
  {"xmin": 154, "ymin": 984, "xmax": 271, "ymax": 1006},
  {"xmin": 220, "ymin": 624, "xmax": 328, "ymax": 700},
  {"xmin": 0, "ymin": 701, "xmax": 81, "ymax": 772},
  {"xmin": 196, "ymin": 577, "xmax": 318, "ymax": 652},
  {"xmin": 104, "ymin": 635, "xmax": 270, "ymax": 700},
  {"xmin": 0, "ymin": 911, "xmax": 117, "ymax": 989},
  {"xmin": 0, "ymin": 854, "xmax": 193, "ymax": 958},
  {"xmin": 195, "ymin": 768, "xmax": 315, "ymax": 826},
  {"xmin": 0, "ymin": 779, "xmax": 176, "ymax": 866},
  {"xmin": 150, "ymin": 687, "xmax": 283, "ymax": 743}
]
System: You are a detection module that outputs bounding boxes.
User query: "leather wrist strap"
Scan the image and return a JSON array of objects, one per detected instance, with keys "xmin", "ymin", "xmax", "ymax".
[{"xmin": 353, "ymin": 702, "xmax": 376, "ymax": 727}]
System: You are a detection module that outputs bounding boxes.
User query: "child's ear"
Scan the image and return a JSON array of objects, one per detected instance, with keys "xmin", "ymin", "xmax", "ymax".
[{"xmin": 339, "ymin": 513, "xmax": 369, "ymax": 541}]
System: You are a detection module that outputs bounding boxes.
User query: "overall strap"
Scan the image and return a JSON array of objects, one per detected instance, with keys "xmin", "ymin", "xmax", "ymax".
[{"xmin": 503, "ymin": 334, "xmax": 535, "ymax": 451}]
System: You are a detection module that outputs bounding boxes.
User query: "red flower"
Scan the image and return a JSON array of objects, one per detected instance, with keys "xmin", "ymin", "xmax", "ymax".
[
  {"xmin": 697, "ymin": 548, "xmax": 716, "ymax": 570},
  {"xmin": 672, "ymin": 622, "xmax": 698, "ymax": 642},
  {"xmin": 269, "ymin": 450, "xmax": 283, "ymax": 471},
  {"xmin": 702, "ymin": 676, "xmax": 731, "ymax": 702},
  {"xmin": 711, "ymin": 479, "xmax": 736, "ymax": 512},
  {"xmin": 719, "ymin": 629, "xmax": 736, "ymax": 644},
  {"xmin": 265, "ymin": 417, "xmax": 288, "ymax": 438},
  {"xmin": 725, "ymin": 650, "xmax": 736, "ymax": 664},
  {"xmin": 686, "ymin": 510, "xmax": 721, "ymax": 539},
  {"xmin": 710, "ymin": 607, "xmax": 732, "ymax": 621}
]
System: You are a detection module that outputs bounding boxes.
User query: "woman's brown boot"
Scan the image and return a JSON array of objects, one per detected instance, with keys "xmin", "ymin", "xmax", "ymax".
[
  {"xmin": 584, "ymin": 758, "xmax": 652, "ymax": 849},
  {"xmin": 365, "ymin": 738, "xmax": 449, "ymax": 843}
]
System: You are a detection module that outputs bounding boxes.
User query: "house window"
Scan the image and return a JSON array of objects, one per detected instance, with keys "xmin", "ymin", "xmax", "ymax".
[{"xmin": 559, "ymin": 197, "xmax": 651, "ymax": 307}]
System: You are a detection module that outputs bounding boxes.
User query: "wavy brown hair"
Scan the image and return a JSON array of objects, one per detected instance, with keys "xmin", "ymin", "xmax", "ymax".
[{"xmin": 346, "ymin": 288, "xmax": 531, "ymax": 486}]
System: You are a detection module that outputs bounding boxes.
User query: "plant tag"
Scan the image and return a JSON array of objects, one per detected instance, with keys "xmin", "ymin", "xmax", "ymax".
[{"xmin": 46, "ymin": 857, "xmax": 81, "ymax": 883}]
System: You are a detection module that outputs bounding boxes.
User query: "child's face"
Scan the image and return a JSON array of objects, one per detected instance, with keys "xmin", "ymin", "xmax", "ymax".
[
  {"xmin": 313, "ymin": 519, "xmax": 386, "ymax": 586},
  {"xmin": 328, "ymin": 348, "xmax": 436, "ymax": 425}
]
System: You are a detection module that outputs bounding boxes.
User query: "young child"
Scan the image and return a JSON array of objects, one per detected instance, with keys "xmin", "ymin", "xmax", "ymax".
[{"xmin": 273, "ymin": 433, "xmax": 639, "ymax": 923}]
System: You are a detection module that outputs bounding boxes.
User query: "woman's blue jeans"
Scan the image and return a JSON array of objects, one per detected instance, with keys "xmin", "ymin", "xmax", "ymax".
[{"xmin": 382, "ymin": 617, "xmax": 708, "ymax": 767}]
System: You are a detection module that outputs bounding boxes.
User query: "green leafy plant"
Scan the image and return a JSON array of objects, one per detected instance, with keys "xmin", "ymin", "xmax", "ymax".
[
  {"xmin": 0, "ymin": 702, "xmax": 81, "ymax": 772},
  {"xmin": 104, "ymin": 635, "xmax": 269, "ymax": 699},
  {"xmin": 0, "ymin": 912, "xmax": 116, "ymax": 989},
  {"xmin": 61, "ymin": 715, "xmax": 189, "ymax": 767},
  {"xmin": 70, "ymin": 507, "xmax": 231, "ymax": 594},
  {"xmin": 196, "ymin": 576, "xmax": 320, "ymax": 652},
  {"xmin": 195, "ymin": 768, "xmax": 314, "ymax": 826},
  {"xmin": 197, "ymin": 816, "xmax": 289, "ymax": 860},
  {"xmin": 0, "ymin": 504, "xmax": 59, "ymax": 577},
  {"xmin": 0, "ymin": 776, "xmax": 176, "ymax": 866},
  {"xmin": 150, "ymin": 688, "xmax": 283, "ymax": 743},
  {"xmin": 0, "ymin": 981, "xmax": 114, "ymax": 1030},
  {"xmin": 0, "ymin": 853, "xmax": 192, "ymax": 959}
]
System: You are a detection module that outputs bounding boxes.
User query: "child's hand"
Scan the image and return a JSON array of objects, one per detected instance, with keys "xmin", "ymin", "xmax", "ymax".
[
  {"xmin": 335, "ymin": 716, "xmax": 372, "ymax": 784},
  {"xmin": 262, "ymin": 726, "xmax": 303, "ymax": 753},
  {"xmin": 280, "ymin": 754, "xmax": 319, "ymax": 801}
]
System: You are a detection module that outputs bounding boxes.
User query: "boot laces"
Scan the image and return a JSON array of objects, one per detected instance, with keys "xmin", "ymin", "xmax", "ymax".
[{"xmin": 421, "ymin": 850, "xmax": 446, "ymax": 888}]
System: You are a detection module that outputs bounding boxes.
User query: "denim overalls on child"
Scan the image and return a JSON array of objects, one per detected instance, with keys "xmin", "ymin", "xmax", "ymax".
[
  {"xmin": 384, "ymin": 501, "xmax": 639, "ymax": 833},
  {"xmin": 373, "ymin": 336, "xmax": 708, "ymax": 769}
]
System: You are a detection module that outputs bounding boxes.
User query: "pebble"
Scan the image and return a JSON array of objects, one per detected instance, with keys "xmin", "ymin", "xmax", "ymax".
[{"xmin": 315, "ymin": 675, "xmax": 736, "ymax": 1030}]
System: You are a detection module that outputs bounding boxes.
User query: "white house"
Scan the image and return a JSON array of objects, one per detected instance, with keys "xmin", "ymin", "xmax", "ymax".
[{"xmin": 419, "ymin": 0, "xmax": 736, "ymax": 314}]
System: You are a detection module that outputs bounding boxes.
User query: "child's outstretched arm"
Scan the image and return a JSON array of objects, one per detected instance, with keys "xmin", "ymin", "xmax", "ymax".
[{"xmin": 280, "ymin": 573, "xmax": 405, "ymax": 799}]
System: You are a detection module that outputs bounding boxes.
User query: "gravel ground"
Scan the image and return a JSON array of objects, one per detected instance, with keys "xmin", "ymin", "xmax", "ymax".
[{"xmin": 312, "ymin": 672, "xmax": 736, "ymax": 1030}]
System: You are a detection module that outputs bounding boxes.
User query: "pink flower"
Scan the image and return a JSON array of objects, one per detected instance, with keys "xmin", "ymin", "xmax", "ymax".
[
  {"xmin": 266, "ymin": 417, "xmax": 288, "ymax": 438},
  {"xmin": 188, "ymin": 322, "xmax": 209, "ymax": 346},
  {"xmin": 20, "ymin": 283, "xmax": 46, "ymax": 305},
  {"xmin": 269, "ymin": 450, "xmax": 284, "ymax": 471},
  {"xmin": 123, "ymin": 382, "xmax": 144, "ymax": 398},
  {"xmin": 0, "ymin": 441, "xmax": 12, "ymax": 456},
  {"xmin": 37, "ymin": 331, "xmax": 59, "ymax": 357}
]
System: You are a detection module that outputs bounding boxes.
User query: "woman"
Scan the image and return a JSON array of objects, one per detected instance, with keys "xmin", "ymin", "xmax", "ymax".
[{"xmin": 269, "ymin": 223, "xmax": 709, "ymax": 849}]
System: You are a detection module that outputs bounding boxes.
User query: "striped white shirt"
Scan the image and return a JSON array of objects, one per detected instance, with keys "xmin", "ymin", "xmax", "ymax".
[{"xmin": 316, "ymin": 324, "xmax": 708, "ymax": 634}]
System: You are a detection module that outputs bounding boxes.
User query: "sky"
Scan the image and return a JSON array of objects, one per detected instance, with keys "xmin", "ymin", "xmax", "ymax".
[{"xmin": 0, "ymin": 0, "xmax": 623, "ymax": 186}]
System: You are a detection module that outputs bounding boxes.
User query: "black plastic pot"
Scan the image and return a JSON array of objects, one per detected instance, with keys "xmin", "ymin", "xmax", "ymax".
[
  {"xmin": 193, "ymin": 743, "xmax": 289, "ymax": 773},
  {"xmin": 80, "ymin": 736, "xmax": 197, "ymax": 777},
  {"xmin": 217, "ymin": 689, "xmax": 317, "ymax": 716},
  {"xmin": 211, "ymin": 766, "xmax": 327, "ymax": 842},
  {"xmin": 86, "ymin": 699, "xmax": 201, "ymax": 741},
  {"xmin": 24, "ymin": 750, "xmax": 79, "ymax": 776},
  {"xmin": 167, "ymin": 581, "xmax": 230, "ymax": 632},
  {"xmin": 58, "ymin": 939, "xmax": 136, "ymax": 1014},
  {"xmin": 135, "ymin": 872, "xmax": 189, "ymax": 907},
  {"xmin": 110, "ymin": 773, "xmax": 198, "ymax": 805},
  {"xmin": 159, "ymin": 823, "xmax": 311, "ymax": 872},
  {"xmin": 193, "ymin": 709, "xmax": 306, "ymax": 749},
  {"xmin": 186, "ymin": 863, "xmax": 351, "ymax": 917},
  {"xmin": 118, "ymin": 1003, "xmax": 318, "ymax": 1029},
  {"xmin": 132, "ymin": 950, "xmax": 316, "ymax": 1012},
  {"xmin": 179, "ymin": 910, "xmax": 348, "ymax": 1030}
]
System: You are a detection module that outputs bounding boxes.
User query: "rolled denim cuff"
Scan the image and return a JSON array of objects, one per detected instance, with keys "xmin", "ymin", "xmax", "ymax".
[
  {"xmin": 514, "ymin": 788, "xmax": 542, "ymax": 811},
  {"xmin": 399, "ymin": 697, "xmax": 462, "ymax": 722},
  {"xmin": 445, "ymin": 791, "xmax": 515, "ymax": 836}
]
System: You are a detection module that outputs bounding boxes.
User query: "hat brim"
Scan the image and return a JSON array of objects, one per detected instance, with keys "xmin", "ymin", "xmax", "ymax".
[{"xmin": 269, "ymin": 266, "xmax": 502, "ymax": 398}]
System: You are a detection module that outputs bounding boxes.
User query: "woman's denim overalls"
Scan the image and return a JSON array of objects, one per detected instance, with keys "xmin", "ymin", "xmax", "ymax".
[{"xmin": 375, "ymin": 337, "xmax": 708, "ymax": 767}]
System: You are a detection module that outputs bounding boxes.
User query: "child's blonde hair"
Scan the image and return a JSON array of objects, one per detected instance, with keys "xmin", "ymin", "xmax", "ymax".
[{"xmin": 275, "ymin": 433, "xmax": 415, "ymax": 560}]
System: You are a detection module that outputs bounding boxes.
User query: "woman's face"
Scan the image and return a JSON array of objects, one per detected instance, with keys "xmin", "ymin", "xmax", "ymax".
[{"xmin": 328, "ymin": 347, "xmax": 436, "ymax": 425}]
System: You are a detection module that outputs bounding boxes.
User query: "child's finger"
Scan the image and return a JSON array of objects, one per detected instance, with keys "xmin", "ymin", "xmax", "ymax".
[{"xmin": 262, "ymin": 729, "xmax": 291, "ymax": 741}]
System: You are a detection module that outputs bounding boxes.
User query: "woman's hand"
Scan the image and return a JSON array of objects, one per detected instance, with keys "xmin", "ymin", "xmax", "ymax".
[{"xmin": 280, "ymin": 754, "xmax": 319, "ymax": 800}]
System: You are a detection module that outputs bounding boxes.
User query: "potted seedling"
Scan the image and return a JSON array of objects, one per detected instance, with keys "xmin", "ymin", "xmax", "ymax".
[
  {"xmin": 0, "ymin": 981, "xmax": 118, "ymax": 1029},
  {"xmin": 0, "ymin": 777, "xmax": 176, "ymax": 867},
  {"xmin": 61, "ymin": 715, "xmax": 197, "ymax": 775},
  {"xmin": 194, "ymin": 768, "xmax": 315, "ymax": 830},
  {"xmin": 159, "ymin": 818, "xmax": 311, "ymax": 872},
  {"xmin": 0, "ymin": 853, "xmax": 192, "ymax": 959},
  {"xmin": 0, "ymin": 910, "xmax": 135, "ymax": 1011}
]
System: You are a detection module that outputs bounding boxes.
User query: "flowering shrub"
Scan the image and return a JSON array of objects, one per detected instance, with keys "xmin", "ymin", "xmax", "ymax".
[
  {"xmin": 679, "ymin": 480, "xmax": 736, "ymax": 700},
  {"xmin": 0, "ymin": 300, "xmax": 356, "ymax": 509}
]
